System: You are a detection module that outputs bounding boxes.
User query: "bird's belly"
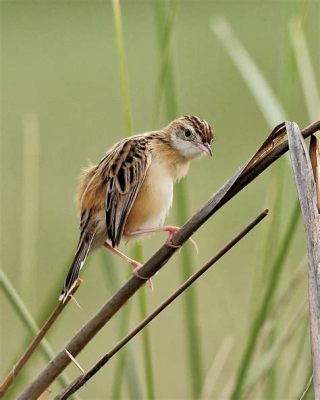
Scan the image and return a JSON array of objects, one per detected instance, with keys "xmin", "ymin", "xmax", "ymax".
[{"xmin": 124, "ymin": 162, "xmax": 173, "ymax": 234}]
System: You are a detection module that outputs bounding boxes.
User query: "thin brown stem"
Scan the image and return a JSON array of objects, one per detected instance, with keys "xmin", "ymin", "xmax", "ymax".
[
  {"xmin": 55, "ymin": 210, "xmax": 268, "ymax": 400},
  {"xmin": 0, "ymin": 279, "xmax": 81, "ymax": 396},
  {"xmin": 17, "ymin": 121, "xmax": 320, "ymax": 400}
]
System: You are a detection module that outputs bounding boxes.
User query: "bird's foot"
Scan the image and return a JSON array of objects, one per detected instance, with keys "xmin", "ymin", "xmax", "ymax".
[
  {"xmin": 132, "ymin": 262, "xmax": 153, "ymax": 290},
  {"xmin": 104, "ymin": 242, "xmax": 153, "ymax": 289},
  {"xmin": 125, "ymin": 226, "xmax": 199, "ymax": 254},
  {"xmin": 164, "ymin": 225, "xmax": 199, "ymax": 254}
]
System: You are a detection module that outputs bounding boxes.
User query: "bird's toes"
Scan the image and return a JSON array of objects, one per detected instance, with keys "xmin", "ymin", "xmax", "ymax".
[{"xmin": 132, "ymin": 266, "xmax": 153, "ymax": 290}]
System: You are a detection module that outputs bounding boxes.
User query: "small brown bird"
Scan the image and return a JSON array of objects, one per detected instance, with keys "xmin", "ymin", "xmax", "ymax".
[{"xmin": 61, "ymin": 115, "xmax": 213, "ymax": 299}]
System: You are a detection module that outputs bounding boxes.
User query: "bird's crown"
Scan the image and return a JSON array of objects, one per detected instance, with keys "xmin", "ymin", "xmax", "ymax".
[{"xmin": 174, "ymin": 115, "xmax": 214, "ymax": 144}]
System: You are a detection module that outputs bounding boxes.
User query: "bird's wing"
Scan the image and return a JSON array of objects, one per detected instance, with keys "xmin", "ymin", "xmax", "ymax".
[{"xmin": 102, "ymin": 136, "xmax": 152, "ymax": 247}]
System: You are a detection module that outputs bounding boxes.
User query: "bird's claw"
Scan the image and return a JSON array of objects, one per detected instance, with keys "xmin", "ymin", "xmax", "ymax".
[
  {"xmin": 165, "ymin": 226, "xmax": 199, "ymax": 254},
  {"xmin": 132, "ymin": 264, "xmax": 153, "ymax": 290}
]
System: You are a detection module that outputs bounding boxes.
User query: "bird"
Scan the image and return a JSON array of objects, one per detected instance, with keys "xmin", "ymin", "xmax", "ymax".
[{"xmin": 60, "ymin": 115, "xmax": 214, "ymax": 300}]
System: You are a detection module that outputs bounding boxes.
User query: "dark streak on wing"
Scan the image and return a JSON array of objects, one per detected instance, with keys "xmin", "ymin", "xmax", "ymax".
[{"xmin": 103, "ymin": 136, "xmax": 151, "ymax": 247}]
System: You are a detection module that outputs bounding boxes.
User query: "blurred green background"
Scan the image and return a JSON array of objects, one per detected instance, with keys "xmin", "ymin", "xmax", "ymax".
[{"xmin": 1, "ymin": 0, "xmax": 319, "ymax": 399}]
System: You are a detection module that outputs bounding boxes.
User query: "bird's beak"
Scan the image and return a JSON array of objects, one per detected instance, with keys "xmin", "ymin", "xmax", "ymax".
[{"xmin": 198, "ymin": 142, "xmax": 212, "ymax": 157}]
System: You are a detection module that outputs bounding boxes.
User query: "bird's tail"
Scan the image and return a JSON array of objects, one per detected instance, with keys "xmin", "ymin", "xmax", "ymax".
[{"xmin": 59, "ymin": 231, "xmax": 95, "ymax": 301}]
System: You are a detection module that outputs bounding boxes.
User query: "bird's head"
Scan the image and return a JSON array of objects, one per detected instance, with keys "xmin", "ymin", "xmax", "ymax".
[{"xmin": 167, "ymin": 115, "xmax": 214, "ymax": 159}]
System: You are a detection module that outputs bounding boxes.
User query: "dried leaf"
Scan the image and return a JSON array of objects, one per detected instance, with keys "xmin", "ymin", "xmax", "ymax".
[{"xmin": 287, "ymin": 121, "xmax": 320, "ymax": 397}]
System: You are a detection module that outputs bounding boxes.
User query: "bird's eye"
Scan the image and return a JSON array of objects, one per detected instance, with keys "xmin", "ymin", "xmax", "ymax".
[{"xmin": 184, "ymin": 129, "xmax": 192, "ymax": 138}]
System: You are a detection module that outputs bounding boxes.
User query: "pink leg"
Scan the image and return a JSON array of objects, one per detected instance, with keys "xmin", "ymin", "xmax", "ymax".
[
  {"xmin": 104, "ymin": 243, "xmax": 153, "ymax": 289},
  {"xmin": 104, "ymin": 242, "xmax": 142, "ymax": 269},
  {"xmin": 125, "ymin": 225, "xmax": 199, "ymax": 253}
]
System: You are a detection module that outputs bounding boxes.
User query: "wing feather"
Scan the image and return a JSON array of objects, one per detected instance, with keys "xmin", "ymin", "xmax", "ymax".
[
  {"xmin": 104, "ymin": 136, "xmax": 151, "ymax": 247},
  {"xmin": 77, "ymin": 136, "xmax": 151, "ymax": 248}
]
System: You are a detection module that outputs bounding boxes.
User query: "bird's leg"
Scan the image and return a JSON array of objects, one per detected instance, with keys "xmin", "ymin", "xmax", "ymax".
[
  {"xmin": 125, "ymin": 225, "xmax": 199, "ymax": 253},
  {"xmin": 104, "ymin": 242, "xmax": 142, "ymax": 270},
  {"xmin": 103, "ymin": 242, "xmax": 153, "ymax": 289}
]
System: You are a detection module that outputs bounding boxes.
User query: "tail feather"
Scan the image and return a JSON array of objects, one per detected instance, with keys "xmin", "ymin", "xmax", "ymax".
[{"xmin": 60, "ymin": 232, "xmax": 95, "ymax": 300}]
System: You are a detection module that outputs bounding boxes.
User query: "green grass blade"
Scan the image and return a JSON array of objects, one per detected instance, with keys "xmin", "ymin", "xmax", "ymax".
[
  {"xmin": 199, "ymin": 336, "xmax": 234, "ymax": 400},
  {"xmin": 243, "ymin": 304, "xmax": 307, "ymax": 398},
  {"xmin": 153, "ymin": 0, "xmax": 179, "ymax": 125},
  {"xmin": 298, "ymin": 372, "xmax": 313, "ymax": 400},
  {"xmin": 258, "ymin": 164, "xmax": 284, "ymax": 399},
  {"xmin": 250, "ymin": 163, "xmax": 284, "ymax": 316},
  {"xmin": 175, "ymin": 180, "xmax": 203, "ymax": 398},
  {"xmin": 290, "ymin": 19, "xmax": 320, "ymax": 121},
  {"xmin": 111, "ymin": 302, "xmax": 133, "ymax": 399},
  {"xmin": 137, "ymin": 289, "xmax": 155, "ymax": 400},
  {"xmin": 250, "ymin": 253, "xmax": 307, "ymax": 398},
  {"xmin": 230, "ymin": 202, "xmax": 300, "ymax": 399},
  {"xmin": 112, "ymin": 1, "xmax": 155, "ymax": 397},
  {"xmin": 0, "ymin": 269, "xmax": 77, "ymax": 397},
  {"xmin": 100, "ymin": 252, "xmax": 142, "ymax": 400},
  {"xmin": 211, "ymin": 17, "xmax": 286, "ymax": 125},
  {"xmin": 37, "ymin": 253, "xmax": 75, "ymax": 326},
  {"xmin": 211, "ymin": 17, "xmax": 307, "ymax": 398},
  {"xmin": 135, "ymin": 245, "xmax": 155, "ymax": 400},
  {"xmin": 260, "ymin": 202, "xmax": 280, "ymax": 399},
  {"xmin": 111, "ymin": 303, "xmax": 139, "ymax": 400},
  {"xmin": 154, "ymin": 2, "xmax": 203, "ymax": 397},
  {"xmin": 284, "ymin": 318, "xmax": 310, "ymax": 398},
  {"xmin": 20, "ymin": 114, "xmax": 40, "ymax": 305},
  {"xmin": 1, "ymin": 269, "xmax": 42, "ymax": 347},
  {"xmin": 112, "ymin": 0, "xmax": 133, "ymax": 135}
]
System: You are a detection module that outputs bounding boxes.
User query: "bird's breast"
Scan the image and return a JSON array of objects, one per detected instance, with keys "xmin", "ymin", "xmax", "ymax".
[{"xmin": 124, "ymin": 161, "xmax": 173, "ymax": 234}]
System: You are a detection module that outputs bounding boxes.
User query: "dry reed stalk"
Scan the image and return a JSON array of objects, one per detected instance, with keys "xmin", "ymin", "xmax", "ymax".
[
  {"xmin": 0, "ymin": 279, "xmax": 81, "ymax": 396},
  {"xmin": 287, "ymin": 122, "xmax": 320, "ymax": 397},
  {"xmin": 54, "ymin": 210, "xmax": 268, "ymax": 399},
  {"xmin": 16, "ymin": 120, "xmax": 320, "ymax": 400}
]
